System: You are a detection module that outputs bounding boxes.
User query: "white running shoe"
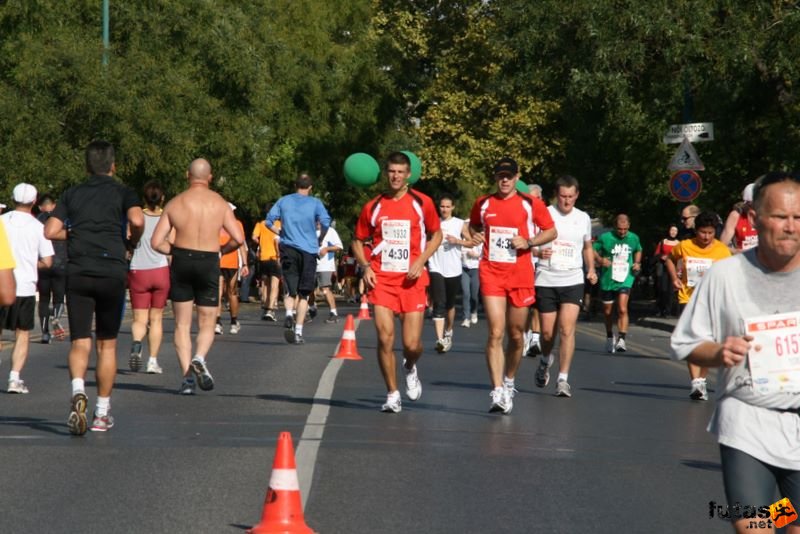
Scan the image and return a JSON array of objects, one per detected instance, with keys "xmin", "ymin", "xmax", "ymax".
[
  {"xmin": 7, "ymin": 379, "xmax": 29, "ymax": 394},
  {"xmin": 381, "ymin": 391, "xmax": 402, "ymax": 413},
  {"xmin": 503, "ymin": 378, "xmax": 517, "ymax": 399},
  {"xmin": 146, "ymin": 359, "xmax": 163, "ymax": 374},
  {"xmin": 470, "ymin": 313, "xmax": 478, "ymax": 324},
  {"xmin": 690, "ymin": 378, "xmax": 708, "ymax": 401},
  {"xmin": 555, "ymin": 380, "xmax": 572, "ymax": 398},
  {"xmin": 404, "ymin": 363, "xmax": 422, "ymax": 401},
  {"xmin": 614, "ymin": 337, "xmax": 627, "ymax": 352},
  {"xmin": 214, "ymin": 323, "xmax": 223, "ymax": 335},
  {"xmin": 229, "ymin": 321, "xmax": 241, "ymax": 335},
  {"xmin": 460, "ymin": 318, "xmax": 471, "ymax": 328},
  {"xmin": 605, "ymin": 337, "xmax": 616, "ymax": 353},
  {"xmin": 489, "ymin": 387, "xmax": 512, "ymax": 414}
]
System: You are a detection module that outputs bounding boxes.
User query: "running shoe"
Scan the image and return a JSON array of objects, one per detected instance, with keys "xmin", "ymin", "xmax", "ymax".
[
  {"xmin": 90, "ymin": 412, "xmax": 115, "ymax": 432},
  {"xmin": 230, "ymin": 321, "xmax": 241, "ymax": 335},
  {"xmin": 190, "ymin": 358, "xmax": 215, "ymax": 391},
  {"xmin": 308, "ymin": 306, "xmax": 318, "ymax": 319},
  {"xmin": 325, "ymin": 313, "xmax": 339, "ymax": 324},
  {"xmin": 690, "ymin": 379, "xmax": 708, "ymax": 401},
  {"xmin": 179, "ymin": 378, "xmax": 196, "ymax": 395},
  {"xmin": 381, "ymin": 392, "xmax": 402, "ymax": 413},
  {"xmin": 503, "ymin": 378, "xmax": 517, "ymax": 400},
  {"xmin": 7, "ymin": 379, "xmax": 29, "ymax": 394},
  {"xmin": 404, "ymin": 363, "xmax": 422, "ymax": 401},
  {"xmin": 129, "ymin": 341, "xmax": 143, "ymax": 372},
  {"xmin": 555, "ymin": 380, "xmax": 572, "ymax": 398},
  {"xmin": 534, "ymin": 357, "xmax": 552, "ymax": 388},
  {"xmin": 264, "ymin": 309, "xmax": 277, "ymax": 322},
  {"xmin": 284, "ymin": 329, "xmax": 305, "ymax": 344},
  {"xmin": 214, "ymin": 322, "xmax": 223, "ymax": 335},
  {"xmin": 526, "ymin": 337, "xmax": 542, "ymax": 358},
  {"xmin": 51, "ymin": 318, "xmax": 66, "ymax": 340},
  {"xmin": 489, "ymin": 388, "xmax": 512, "ymax": 414},
  {"xmin": 460, "ymin": 318, "xmax": 471, "ymax": 328},
  {"xmin": 614, "ymin": 337, "xmax": 627, "ymax": 353},
  {"xmin": 470, "ymin": 313, "xmax": 478, "ymax": 324},
  {"xmin": 435, "ymin": 338, "xmax": 452, "ymax": 353},
  {"xmin": 41, "ymin": 332, "xmax": 51, "ymax": 344},
  {"xmin": 146, "ymin": 359, "xmax": 163, "ymax": 374},
  {"xmin": 67, "ymin": 392, "xmax": 89, "ymax": 436},
  {"xmin": 605, "ymin": 337, "xmax": 616, "ymax": 354},
  {"xmin": 283, "ymin": 315, "xmax": 295, "ymax": 330}
]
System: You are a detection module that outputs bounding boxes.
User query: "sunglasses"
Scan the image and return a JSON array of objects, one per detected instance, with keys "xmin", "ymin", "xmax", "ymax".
[{"xmin": 680, "ymin": 216, "xmax": 694, "ymax": 222}]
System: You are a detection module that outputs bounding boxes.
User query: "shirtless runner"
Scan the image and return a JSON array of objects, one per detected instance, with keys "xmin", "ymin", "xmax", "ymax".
[{"xmin": 151, "ymin": 158, "xmax": 245, "ymax": 394}]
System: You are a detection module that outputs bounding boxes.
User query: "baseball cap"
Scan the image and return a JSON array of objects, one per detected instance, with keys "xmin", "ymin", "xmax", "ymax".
[
  {"xmin": 12, "ymin": 183, "xmax": 37, "ymax": 204},
  {"xmin": 742, "ymin": 183, "xmax": 754, "ymax": 203},
  {"xmin": 493, "ymin": 157, "xmax": 518, "ymax": 178}
]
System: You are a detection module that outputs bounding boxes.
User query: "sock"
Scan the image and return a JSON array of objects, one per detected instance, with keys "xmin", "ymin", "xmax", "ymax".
[
  {"xmin": 331, "ymin": 308, "xmax": 337, "ymax": 315},
  {"xmin": 606, "ymin": 331, "xmax": 613, "ymax": 339},
  {"xmin": 193, "ymin": 354, "xmax": 205, "ymax": 363},
  {"xmin": 503, "ymin": 376, "xmax": 515, "ymax": 389},
  {"xmin": 95, "ymin": 396, "xmax": 110, "ymax": 417},
  {"xmin": 231, "ymin": 316, "xmax": 237, "ymax": 324},
  {"xmin": 619, "ymin": 332, "xmax": 627, "ymax": 340},
  {"xmin": 295, "ymin": 324, "xmax": 303, "ymax": 335},
  {"xmin": 216, "ymin": 318, "xmax": 222, "ymax": 325},
  {"xmin": 9, "ymin": 371, "xmax": 20, "ymax": 382},
  {"xmin": 71, "ymin": 378, "xmax": 85, "ymax": 396},
  {"xmin": 558, "ymin": 372, "xmax": 569, "ymax": 383},
  {"xmin": 532, "ymin": 332, "xmax": 540, "ymax": 343},
  {"xmin": 286, "ymin": 310, "xmax": 295, "ymax": 318},
  {"xmin": 445, "ymin": 329, "xmax": 453, "ymax": 338}
]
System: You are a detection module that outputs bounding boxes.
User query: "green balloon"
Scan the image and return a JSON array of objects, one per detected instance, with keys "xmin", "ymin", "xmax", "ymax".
[
  {"xmin": 515, "ymin": 180, "xmax": 528, "ymax": 193},
  {"xmin": 401, "ymin": 151, "xmax": 422, "ymax": 184},
  {"xmin": 343, "ymin": 153, "xmax": 380, "ymax": 188}
]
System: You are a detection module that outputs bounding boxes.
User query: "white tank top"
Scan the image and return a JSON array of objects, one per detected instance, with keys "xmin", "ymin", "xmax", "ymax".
[{"xmin": 130, "ymin": 212, "xmax": 169, "ymax": 271}]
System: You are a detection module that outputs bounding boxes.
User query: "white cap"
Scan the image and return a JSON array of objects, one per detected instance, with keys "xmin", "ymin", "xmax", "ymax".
[
  {"xmin": 12, "ymin": 183, "xmax": 37, "ymax": 204},
  {"xmin": 0, "ymin": 203, "xmax": 6, "ymax": 209},
  {"xmin": 742, "ymin": 183, "xmax": 754, "ymax": 203},
  {"xmin": 228, "ymin": 202, "xmax": 236, "ymax": 211}
]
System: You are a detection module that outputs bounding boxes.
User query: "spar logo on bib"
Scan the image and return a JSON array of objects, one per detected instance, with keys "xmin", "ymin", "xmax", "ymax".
[{"xmin": 750, "ymin": 318, "xmax": 798, "ymax": 332}]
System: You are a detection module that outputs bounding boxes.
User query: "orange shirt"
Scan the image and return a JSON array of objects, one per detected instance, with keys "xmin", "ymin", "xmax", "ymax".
[
  {"xmin": 219, "ymin": 220, "xmax": 245, "ymax": 269},
  {"xmin": 252, "ymin": 220, "xmax": 281, "ymax": 261}
]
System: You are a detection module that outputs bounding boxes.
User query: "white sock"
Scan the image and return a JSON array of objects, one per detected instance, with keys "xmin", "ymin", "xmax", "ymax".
[
  {"xmin": 558, "ymin": 372, "xmax": 569, "ymax": 383},
  {"xmin": 286, "ymin": 310, "xmax": 294, "ymax": 318},
  {"xmin": 531, "ymin": 332, "xmax": 540, "ymax": 343},
  {"xmin": 193, "ymin": 354, "xmax": 205, "ymax": 363},
  {"xmin": 331, "ymin": 308, "xmax": 337, "ymax": 315},
  {"xmin": 95, "ymin": 396, "xmax": 110, "ymax": 417},
  {"xmin": 295, "ymin": 324, "xmax": 303, "ymax": 335},
  {"xmin": 503, "ymin": 376, "xmax": 515, "ymax": 388},
  {"xmin": 71, "ymin": 378, "xmax": 85, "ymax": 396},
  {"xmin": 9, "ymin": 371, "xmax": 20, "ymax": 382}
]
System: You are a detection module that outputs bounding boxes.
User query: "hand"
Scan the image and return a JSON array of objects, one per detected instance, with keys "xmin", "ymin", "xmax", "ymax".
[
  {"xmin": 511, "ymin": 236, "xmax": 529, "ymax": 250},
  {"xmin": 586, "ymin": 270, "xmax": 598, "ymax": 285},
  {"xmin": 240, "ymin": 265, "xmax": 250, "ymax": 278},
  {"xmin": 540, "ymin": 248, "xmax": 553, "ymax": 260},
  {"xmin": 407, "ymin": 258, "xmax": 425, "ymax": 280},
  {"xmin": 445, "ymin": 234, "xmax": 459, "ymax": 245},
  {"xmin": 672, "ymin": 278, "xmax": 683, "ymax": 290},
  {"xmin": 716, "ymin": 335, "xmax": 752, "ymax": 368},
  {"xmin": 362, "ymin": 266, "xmax": 377, "ymax": 289},
  {"xmin": 470, "ymin": 232, "xmax": 484, "ymax": 247}
]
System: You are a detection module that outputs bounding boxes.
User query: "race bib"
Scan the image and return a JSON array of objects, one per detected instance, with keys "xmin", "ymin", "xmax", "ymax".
[
  {"xmin": 549, "ymin": 239, "xmax": 581, "ymax": 271},
  {"xmin": 685, "ymin": 257, "xmax": 714, "ymax": 287},
  {"xmin": 488, "ymin": 226, "xmax": 517, "ymax": 263},
  {"xmin": 611, "ymin": 250, "xmax": 629, "ymax": 282},
  {"xmin": 742, "ymin": 234, "xmax": 758, "ymax": 251},
  {"xmin": 381, "ymin": 220, "xmax": 410, "ymax": 272},
  {"xmin": 745, "ymin": 311, "xmax": 800, "ymax": 394}
]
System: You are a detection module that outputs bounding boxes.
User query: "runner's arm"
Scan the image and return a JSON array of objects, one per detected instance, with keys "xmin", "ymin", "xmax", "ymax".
[
  {"xmin": 719, "ymin": 210, "xmax": 739, "ymax": 251},
  {"xmin": 686, "ymin": 338, "xmax": 750, "ymax": 368},
  {"xmin": 150, "ymin": 209, "xmax": 174, "ymax": 255}
]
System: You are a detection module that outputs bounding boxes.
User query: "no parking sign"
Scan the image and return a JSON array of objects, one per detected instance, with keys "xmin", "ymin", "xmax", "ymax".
[{"xmin": 669, "ymin": 170, "xmax": 702, "ymax": 202}]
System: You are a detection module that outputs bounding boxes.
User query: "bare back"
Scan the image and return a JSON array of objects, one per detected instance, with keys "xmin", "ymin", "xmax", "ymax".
[{"xmin": 165, "ymin": 186, "xmax": 236, "ymax": 252}]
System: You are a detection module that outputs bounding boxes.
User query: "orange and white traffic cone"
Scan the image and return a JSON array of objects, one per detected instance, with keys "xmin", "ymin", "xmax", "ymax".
[
  {"xmin": 333, "ymin": 314, "xmax": 363, "ymax": 360},
  {"xmin": 357, "ymin": 294, "xmax": 371, "ymax": 320},
  {"xmin": 247, "ymin": 432, "xmax": 315, "ymax": 534}
]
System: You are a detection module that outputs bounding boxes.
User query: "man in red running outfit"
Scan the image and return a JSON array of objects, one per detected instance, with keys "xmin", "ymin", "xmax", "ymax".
[
  {"xmin": 469, "ymin": 157, "xmax": 557, "ymax": 414},
  {"xmin": 352, "ymin": 152, "xmax": 442, "ymax": 413}
]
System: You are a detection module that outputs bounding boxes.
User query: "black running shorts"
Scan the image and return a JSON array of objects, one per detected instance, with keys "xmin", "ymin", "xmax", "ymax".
[
  {"xmin": 66, "ymin": 275, "xmax": 126, "ymax": 340},
  {"xmin": 169, "ymin": 247, "xmax": 220, "ymax": 307}
]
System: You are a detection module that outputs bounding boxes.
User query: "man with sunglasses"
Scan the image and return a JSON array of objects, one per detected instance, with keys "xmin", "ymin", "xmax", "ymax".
[
  {"xmin": 469, "ymin": 157, "xmax": 556, "ymax": 414},
  {"xmin": 671, "ymin": 172, "xmax": 800, "ymax": 531},
  {"xmin": 678, "ymin": 204, "xmax": 700, "ymax": 240}
]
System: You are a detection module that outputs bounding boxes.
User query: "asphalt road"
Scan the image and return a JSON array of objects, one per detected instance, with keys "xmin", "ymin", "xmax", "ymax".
[{"xmin": 0, "ymin": 301, "xmax": 732, "ymax": 533}]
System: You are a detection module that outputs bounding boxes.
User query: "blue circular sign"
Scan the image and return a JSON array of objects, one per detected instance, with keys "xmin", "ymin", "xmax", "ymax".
[{"xmin": 669, "ymin": 170, "xmax": 702, "ymax": 202}]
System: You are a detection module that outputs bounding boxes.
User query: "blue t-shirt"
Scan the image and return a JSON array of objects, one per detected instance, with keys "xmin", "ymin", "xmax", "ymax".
[{"xmin": 265, "ymin": 193, "xmax": 331, "ymax": 255}]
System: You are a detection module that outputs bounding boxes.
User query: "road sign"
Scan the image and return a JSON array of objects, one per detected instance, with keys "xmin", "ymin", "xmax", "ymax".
[
  {"xmin": 669, "ymin": 170, "xmax": 702, "ymax": 202},
  {"xmin": 667, "ymin": 138, "xmax": 705, "ymax": 171},
  {"xmin": 663, "ymin": 122, "xmax": 714, "ymax": 144}
]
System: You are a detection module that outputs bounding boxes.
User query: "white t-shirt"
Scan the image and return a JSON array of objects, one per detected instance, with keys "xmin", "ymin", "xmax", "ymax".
[
  {"xmin": 0, "ymin": 211, "xmax": 55, "ymax": 297},
  {"xmin": 428, "ymin": 216, "xmax": 465, "ymax": 278},
  {"xmin": 316, "ymin": 227, "xmax": 343, "ymax": 273},
  {"xmin": 462, "ymin": 242, "xmax": 482, "ymax": 270},
  {"xmin": 535, "ymin": 206, "xmax": 591, "ymax": 287}
]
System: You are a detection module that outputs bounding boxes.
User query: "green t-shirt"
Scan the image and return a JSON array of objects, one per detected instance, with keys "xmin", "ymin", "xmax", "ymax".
[{"xmin": 593, "ymin": 231, "xmax": 642, "ymax": 290}]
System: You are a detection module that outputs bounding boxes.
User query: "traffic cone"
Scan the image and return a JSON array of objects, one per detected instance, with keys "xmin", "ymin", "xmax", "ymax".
[
  {"xmin": 357, "ymin": 294, "xmax": 371, "ymax": 320},
  {"xmin": 247, "ymin": 432, "xmax": 315, "ymax": 534},
  {"xmin": 333, "ymin": 314, "xmax": 363, "ymax": 360}
]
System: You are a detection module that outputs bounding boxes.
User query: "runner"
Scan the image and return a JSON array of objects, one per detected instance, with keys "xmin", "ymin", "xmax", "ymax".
[
  {"xmin": 665, "ymin": 211, "xmax": 731, "ymax": 400},
  {"xmin": 460, "ymin": 240, "xmax": 482, "ymax": 328},
  {"xmin": 352, "ymin": 152, "xmax": 442, "ymax": 413},
  {"xmin": 428, "ymin": 193, "xmax": 472, "ymax": 352},
  {"xmin": 44, "ymin": 140, "xmax": 144, "ymax": 434},
  {"xmin": 469, "ymin": 157, "xmax": 556, "ymax": 413},
  {"xmin": 215, "ymin": 203, "xmax": 248, "ymax": 335},
  {"xmin": 670, "ymin": 172, "xmax": 800, "ymax": 533},
  {"xmin": 252, "ymin": 203, "xmax": 282, "ymax": 321},
  {"xmin": 35, "ymin": 194, "xmax": 68, "ymax": 343},
  {"xmin": 524, "ymin": 183, "xmax": 544, "ymax": 356},
  {"xmin": 532, "ymin": 175, "xmax": 597, "ymax": 398},
  {"xmin": 720, "ymin": 182, "xmax": 759, "ymax": 254},
  {"xmin": 266, "ymin": 174, "xmax": 331, "ymax": 344},
  {"xmin": 593, "ymin": 214, "xmax": 643, "ymax": 353},
  {"xmin": 150, "ymin": 158, "xmax": 244, "ymax": 395},
  {"xmin": 0, "ymin": 183, "xmax": 55, "ymax": 393},
  {"xmin": 315, "ymin": 221, "xmax": 344, "ymax": 324},
  {"xmin": 127, "ymin": 181, "xmax": 170, "ymax": 374}
]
